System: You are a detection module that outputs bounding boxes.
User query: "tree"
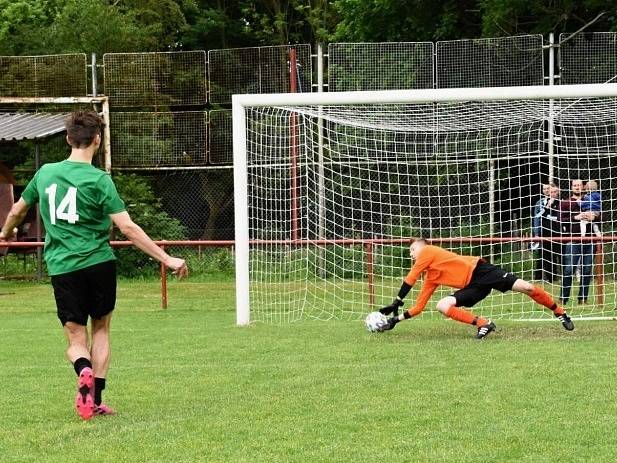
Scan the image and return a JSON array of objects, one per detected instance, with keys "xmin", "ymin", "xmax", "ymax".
[
  {"xmin": 0, "ymin": 0, "xmax": 193, "ymax": 56},
  {"xmin": 48, "ymin": 0, "xmax": 156, "ymax": 55},
  {"xmin": 198, "ymin": 170, "xmax": 233, "ymax": 240},
  {"xmin": 0, "ymin": 0, "xmax": 61, "ymax": 55},
  {"xmin": 180, "ymin": 0, "xmax": 255, "ymax": 50},
  {"xmin": 331, "ymin": 0, "xmax": 481, "ymax": 42},
  {"xmin": 180, "ymin": 0, "xmax": 338, "ymax": 50},
  {"xmin": 479, "ymin": 0, "xmax": 617, "ymax": 37}
]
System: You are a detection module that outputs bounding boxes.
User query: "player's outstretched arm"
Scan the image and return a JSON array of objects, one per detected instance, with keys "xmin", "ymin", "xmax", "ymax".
[
  {"xmin": 0, "ymin": 198, "xmax": 30, "ymax": 242},
  {"xmin": 379, "ymin": 281, "xmax": 413, "ymax": 315},
  {"xmin": 111, "ymin": 211, "xmax": 188, "ymax": 278},
  {"xmin": 381, "ymin": 304, "xmax": 415, "ymax": 331},
  {"xmin": 381, "ymin": 281, "xmax": 437, "ymax": 331}
]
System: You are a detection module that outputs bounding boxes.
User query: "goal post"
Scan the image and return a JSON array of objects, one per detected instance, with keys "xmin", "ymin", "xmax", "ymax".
[{"xmin": 233, "ymin": 83, "xmax": 617, "ymax": 325}]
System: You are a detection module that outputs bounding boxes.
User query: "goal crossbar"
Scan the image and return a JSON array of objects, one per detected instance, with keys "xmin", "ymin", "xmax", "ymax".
[
  {"xmin": 233, "ymin": 83, "xmax": 617, "ymax": 325},
  {"xmin": 232, "ymin": 83, "xmax": 617, "ymax": 107}
]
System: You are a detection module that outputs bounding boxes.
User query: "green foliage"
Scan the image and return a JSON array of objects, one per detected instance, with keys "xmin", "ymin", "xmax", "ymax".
[
  {"xmin": 2, "ymin": 0, "xmax": 617, "ymax": 57},
  {"xmin": 479, "ymin": 0, "xmax": 617, "ymax": 36},
  {"xmin": 184, "ymin": 247, "xmax": 235, "ymax": 277},
  {"xmin": 48, "ymin": 0, "xmax": 154, "ymax": 55},
  {"xmin": 0, "ymin": 0, "xmax": 60, "ymax": 55},
  {"xmin": 332, "ymin": 0, "xmax": 481, "ymax": 42},
  {"xmin": 112, "ymin": 173, "xmax": 187, "ymax": 277},
  {"xmin": 0, "ymin": 0, "xmax": 192, "ymax": 56}
]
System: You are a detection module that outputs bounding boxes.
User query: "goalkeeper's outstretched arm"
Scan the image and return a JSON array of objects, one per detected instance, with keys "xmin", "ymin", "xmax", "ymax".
[
  {"xmin": 379, "ymin": 281, "xmax": 413, "ymax": 315},
  {"xmin": 381, "ymin": 281, "xmax": 438, "ymax": 331}
]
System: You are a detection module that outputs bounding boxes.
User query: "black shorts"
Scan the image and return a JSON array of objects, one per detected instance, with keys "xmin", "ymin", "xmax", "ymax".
[
  {"xmin": 452, "ymin": 261, "xmax": 518, "ymax": 308},
  {"xmin": 51, "ymin": 260, "xmax": 117, "ymax": 326}
]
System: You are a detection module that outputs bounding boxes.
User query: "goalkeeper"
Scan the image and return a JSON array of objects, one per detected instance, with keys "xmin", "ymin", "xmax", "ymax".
[{"xmin": 379, "ymin": 238, "xmax": 574, "ymax": 339}]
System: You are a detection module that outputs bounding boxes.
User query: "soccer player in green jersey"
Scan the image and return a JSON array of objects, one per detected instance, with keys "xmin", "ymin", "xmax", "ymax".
[{"xmin": 0, "ymin": 111, "xmax": 188, "ymax": 420}]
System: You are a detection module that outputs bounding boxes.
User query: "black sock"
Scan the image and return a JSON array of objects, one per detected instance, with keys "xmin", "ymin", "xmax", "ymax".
[
  {"xmin": 73, "ymin": 357, "xmax": 92, "ymax": 376},
  {"xmin": 95, "ymin": 377, "xmax": 106, "ymax": 406}
]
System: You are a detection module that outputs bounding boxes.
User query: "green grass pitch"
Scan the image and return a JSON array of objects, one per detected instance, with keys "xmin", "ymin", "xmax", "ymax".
[{"xmin": 1, "ymin": 278, "xmax": 617, "ymax": 462}]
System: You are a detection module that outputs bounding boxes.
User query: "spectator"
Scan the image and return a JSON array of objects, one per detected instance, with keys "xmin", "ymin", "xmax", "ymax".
[
  {"xmin": 535, "ymin": 183, "xmax": 561, "ymax": 282},
  {"xmin": 532, "ymin": 183, "xmax": 550, "ymax": 239},
  {"xmin": 559, "ymin": 179, "xmax": 597, "ymax": 305},
  {"xmin": 580, "ymin": 180, "xmax": 602, "ymax": 220}
]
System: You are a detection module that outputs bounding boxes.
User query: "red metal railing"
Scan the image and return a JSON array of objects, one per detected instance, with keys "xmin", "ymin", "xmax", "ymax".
[{"xmin": 2, "ymin": 236, "xmax": 612, "ymax": 309}]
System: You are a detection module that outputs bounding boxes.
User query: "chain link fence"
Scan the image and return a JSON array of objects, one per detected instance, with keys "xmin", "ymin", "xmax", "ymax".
[
  {"xmin": 559, "ymin": 32, "xmax": 617, "ymax": 84},
  {"xmin": 110, "ymin": 111, "xmax": 208, "ymax": 168},
  {"xmin": 436, "ymin": 35, "xmax": 544, "ymax": 88},
  {"xmin": 2, "ymin": 35, "xmax": 617, "ymax": 279},
  {"xmin": 208, "ymin": 45, "xmax": 312, "ymax": 104},
  {"xmin": 0, "ymin": 54, "xmax": 87, "ymax": 97},
  {"xmin": 328, "ymin": 42, "xmax": 434, "ymax": 91},
  {"xmin": 103, "ymin": 51, "xmax": 207, "ymax": 108}
]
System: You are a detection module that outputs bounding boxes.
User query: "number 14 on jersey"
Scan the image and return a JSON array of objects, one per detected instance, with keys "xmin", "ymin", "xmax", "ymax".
[{"xmin": 45, "ymin": 184, "xmax": 79, "ymax": 224}]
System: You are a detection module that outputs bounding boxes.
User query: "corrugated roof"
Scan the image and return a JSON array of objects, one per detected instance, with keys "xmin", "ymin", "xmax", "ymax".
[{"xmin": 0, "ymin": 112, "xmax": 68, "ymax": 141}]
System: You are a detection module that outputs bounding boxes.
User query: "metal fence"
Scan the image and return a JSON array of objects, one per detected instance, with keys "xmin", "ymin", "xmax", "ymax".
[
  {"xmin": 0, "ymin": 54, "xmax": 87, "ymax": 97},
  {"xmin": 208, "ymin": 109, "xmax": 233, "ymax": 165},
  {"xmin": 328, "ymin": 42, "xmax": 434, "ymax": 91},
  {"xmin": 559, "ymin": 32, "xmax": 617, "ymax": 84},
  {"xmin": 103, "ymin": 51, "xmax": 207, "ymax": 107},
  {"xmin": 3, "ymin": 33, "xmax": 617, "ymax": 279},
  {"xmin": 110, "ymin": 111, "xmax": 208, "ymax": 167},
  {"xmin": 436, "ymin": 35, "xmax": 545, "ymax": 88},
  {"xmin": 208, "ymin": 45, "xmax": 313, "ymax": 104}
]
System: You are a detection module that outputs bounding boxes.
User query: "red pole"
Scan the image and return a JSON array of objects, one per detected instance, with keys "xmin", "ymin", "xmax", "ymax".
[
  {"xmin": 289, "ymin": 47, "xmax": 299, "ymax": 241},
  {"xmin": 595, "ymin": 242, "xmax": 604, "ymax": 305},
  {"xmin": 365, "ymin": 242, "xmax": 375, "ymax": 307},
  {"xmin": 160, "ymin": 244, "xmax": 168, "ymax": 309}
]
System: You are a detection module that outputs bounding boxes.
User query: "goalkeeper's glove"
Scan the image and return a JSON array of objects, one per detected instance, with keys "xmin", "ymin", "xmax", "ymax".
[
  {"xmin": 379, "ymin": 297, "xmax": 404, "ymax": 316},
  {"xmin": 381, "ymin": 317, "xmax": 399, "ymax": 331}
]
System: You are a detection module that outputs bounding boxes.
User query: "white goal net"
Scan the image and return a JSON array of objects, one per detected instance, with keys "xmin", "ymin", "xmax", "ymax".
[{"xmin": 233, "ymin": 85, "xmax": 617, "ymax": 324}]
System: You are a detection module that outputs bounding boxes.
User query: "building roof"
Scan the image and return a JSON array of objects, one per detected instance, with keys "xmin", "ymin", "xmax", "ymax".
[{"xmin": 0, "ymin": 112, "xmax": 68, "ymax": 142}]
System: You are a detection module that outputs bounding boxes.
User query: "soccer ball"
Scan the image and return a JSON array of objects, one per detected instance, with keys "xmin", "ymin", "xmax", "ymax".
[{"xmin": 365, "ymin": 311, "xmax": 388, "ymax": 332}]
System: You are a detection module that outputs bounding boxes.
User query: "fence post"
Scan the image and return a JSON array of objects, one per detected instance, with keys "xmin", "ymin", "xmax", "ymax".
[
  {"xmin": 365, "ymin": 241, "xmax": 375, "ymax": 307},
  {"xmin": 160, "ymin": 244, "xmax": 168, "ymax": 309},
  {"xmin": 91, "ymin": 53, "xmax": 97, "ymax": 96}
]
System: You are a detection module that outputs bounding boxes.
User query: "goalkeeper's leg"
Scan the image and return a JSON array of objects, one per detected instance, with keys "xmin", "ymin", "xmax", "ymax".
[
  {"xmin": 436, "ymin": 296, "xmax": 495, "ymax": 339},
  {"xmin": 511, "ymin": 279, "xmax": 574, "ymax": 330}
]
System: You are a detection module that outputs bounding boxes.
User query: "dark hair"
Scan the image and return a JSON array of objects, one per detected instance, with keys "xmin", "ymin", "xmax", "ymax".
[{"xmin": 65, "ymin": 111, "xmax": 105, "ymax": 148}]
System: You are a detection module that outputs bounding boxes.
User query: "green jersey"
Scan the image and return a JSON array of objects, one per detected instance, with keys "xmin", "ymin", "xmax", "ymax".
[{"xmin": 21, "ymin": 160, "xmax": 126, "ymax": 275}]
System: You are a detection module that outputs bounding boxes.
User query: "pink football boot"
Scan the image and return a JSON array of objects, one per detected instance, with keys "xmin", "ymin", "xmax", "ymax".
[
  {"xmin": 95, "ymin": 403, "xmax": 117, "ymax": 416},
  {"xmin": 75, "ymin": 367, "xmax": 95, "ymax": 420}
]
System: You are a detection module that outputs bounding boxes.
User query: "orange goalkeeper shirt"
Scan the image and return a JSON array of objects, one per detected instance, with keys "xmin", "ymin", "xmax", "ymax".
[{"xmin": 404, "ymin": 245, "xmax": 480, "ymax": 313}]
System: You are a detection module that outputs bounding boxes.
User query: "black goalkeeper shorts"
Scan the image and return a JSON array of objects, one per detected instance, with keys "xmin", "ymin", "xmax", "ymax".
[
  {"xmin": 51, "ymin": 260, "xmax": 117, "ymax": 326},
  {"xmin": 452, "ymin": 260, "xmax": 518, "ymax": 308}
]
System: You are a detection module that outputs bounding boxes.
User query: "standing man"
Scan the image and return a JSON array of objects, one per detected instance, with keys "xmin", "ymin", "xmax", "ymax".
[
  {"xmin": 0, "ymin": 111, "xmax": 188, "ymax": 420},
  {"xmin": 379, "ymin": 238, "xmax": 574, "ymax": 339},
  {"xmin": 532, "ymin": 183, "xmax": 550, "ymax": 244},
  {"xmin": 559, "ymin": 179, "xmax": 597, "ymax": 305},
  {"xmin": 537, "ymin": 183, "xmax": 562, "ymax": 282}
]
